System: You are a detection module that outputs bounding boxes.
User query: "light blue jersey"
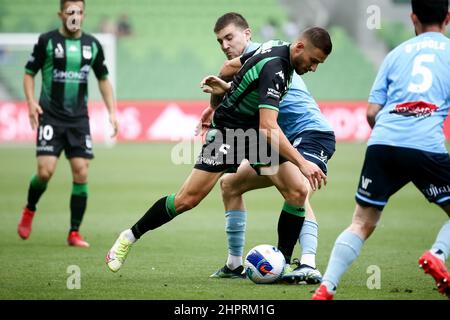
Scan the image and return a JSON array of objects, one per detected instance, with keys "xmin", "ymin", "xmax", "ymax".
[
  {"xmin": 245, "ymin": 42, "xmax": 333, "ymax": 142},
  {"xmin": 368, "ymin": 32, "xmax": 450, "ymax": 154}
]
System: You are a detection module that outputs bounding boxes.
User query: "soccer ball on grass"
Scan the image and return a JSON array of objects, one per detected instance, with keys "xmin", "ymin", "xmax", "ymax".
[{"xmin": 244, "ymin": 244, "xmax": 286, "ymax": 284}]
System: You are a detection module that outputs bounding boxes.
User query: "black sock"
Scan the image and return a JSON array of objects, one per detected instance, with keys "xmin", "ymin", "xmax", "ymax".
[
  {"xmin": 26, "ymin": 175, "xmax": 48, "ymax": 211},
  {"xmin": 70, "ymin": 183, "xmax": 88, "ymax": 232},
  {"xmin": 70, "ymin": 195, "xmax": 87, "ymax": 231},
  {"xmin": 277, "ymin": 204, "xmax": 305, "ymax": 264},
  {"xmin": 131, "ymin": 195, "xmax": 177, "ymax": 239}
]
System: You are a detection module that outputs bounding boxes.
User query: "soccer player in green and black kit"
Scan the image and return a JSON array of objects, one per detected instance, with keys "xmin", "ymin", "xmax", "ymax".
[
  {"xmin": 106, "ymin": 27, "xmax": 332, "ymax": 273},
  {"xmin": 18, "ymin": 0, "xmax": 118, "ymax": 247}
]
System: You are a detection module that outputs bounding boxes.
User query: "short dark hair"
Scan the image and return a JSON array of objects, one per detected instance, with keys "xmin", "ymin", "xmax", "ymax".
[
  {"xmin": 60, "ymin": 0, "xmax": 85, "ymax": 11},
  {"xmin": 412, "ymin": 0, "xmax": 448, "ymax": 25},
  {"xmin": 302, "ymin": 27, "xmax": 332, "ymax": 55},
  {"xmin": 214, "ymin": 12, "xmax": 249, "ymax": 33}
]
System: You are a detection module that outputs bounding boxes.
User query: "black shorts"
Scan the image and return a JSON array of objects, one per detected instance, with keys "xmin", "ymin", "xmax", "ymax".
[
  {"xmin": 36, "ymin": 116, "xmax": 94, "ymax": 159},
  {"xmin": 194, "ymin": 127, "xmax": 275, "ymax": 173},
  {"xmin": 355, "ymin": 145, "xmax": 450, "ymax": 210},
  {"xmin": 280, "ymin": 130, "xmax": 336, "ymax": 175}
]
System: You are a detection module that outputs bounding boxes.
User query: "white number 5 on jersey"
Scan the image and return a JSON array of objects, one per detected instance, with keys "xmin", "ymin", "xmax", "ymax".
[{"xmin": 408, "ymin": 54, "xmax": 435, "ymax": 93}]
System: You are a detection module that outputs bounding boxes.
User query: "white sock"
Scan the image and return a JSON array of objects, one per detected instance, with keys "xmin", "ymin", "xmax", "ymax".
[
  {"xmin": 431, "ymin": 249, "xmax": 446, "ymax": 262},
  {"xmin": 431, "ymin": 220, "xmax": 450, "ymax": 261},
  {"xmin": 122, "ymin": 229, "xmax": 136, "ymax": 243},
  {"xmin": 226, "ymin": 254, "xmax": 242, "ymax": 270},
  {"xmin": 322, "ymin": 280, "xmax": 337, "ymax": 294},
  {"xmin": 300, "ymin": 253, "xmax": 316, "ymax": 268}
]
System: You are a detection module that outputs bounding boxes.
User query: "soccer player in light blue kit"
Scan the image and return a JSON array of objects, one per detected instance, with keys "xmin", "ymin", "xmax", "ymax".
[
  {"xmin": 196, "ymin": 13, "xmax": 336, "ymax": 284},
  {"xmin": 313, "ymin": 0, "xmax": 450, "ymax": 300}
]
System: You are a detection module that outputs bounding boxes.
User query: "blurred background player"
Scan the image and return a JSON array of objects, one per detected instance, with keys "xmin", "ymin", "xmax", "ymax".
[
  {"xmin": 313, "ymin": 0, "xmax": 450, "ymax": 300},
  {"xmin": 18, "ymin": 0, "xmax": 119, "ymax": 247},
  {"xmin": 197, "ymin": 13, "xmax": 335, "ymax": 284},
  {"xmin": 106, "ymin": 28, "xmax": 332, "ymax": 273}
]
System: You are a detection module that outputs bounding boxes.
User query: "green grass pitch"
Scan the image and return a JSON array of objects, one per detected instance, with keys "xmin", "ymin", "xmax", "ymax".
[{"xmin": 0, "ymin": 142, "xmax": 448, "ymax": 300}]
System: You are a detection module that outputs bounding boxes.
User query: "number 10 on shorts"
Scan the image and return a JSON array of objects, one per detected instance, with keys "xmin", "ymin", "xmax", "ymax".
[{"xmin": 38, "ymin": 125, "xmax": 54, "ymax": 141}]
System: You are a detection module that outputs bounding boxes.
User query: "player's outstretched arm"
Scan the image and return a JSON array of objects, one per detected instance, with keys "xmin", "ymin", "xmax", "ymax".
[{"xmin": 98, "ymin": 78, "xmax": 119, "ymax": 138}]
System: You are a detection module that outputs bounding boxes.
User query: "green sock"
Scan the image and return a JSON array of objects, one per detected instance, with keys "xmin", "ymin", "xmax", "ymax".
[
  {"xmin": 26, "ymin": 174, "xmax": 48, "ymax": 211},
  {"xmin": 277, "ymin": 202, "xmax": 305, "ymax": 263},
  {"xmin": 70, "ymin": 182, "xmax": 88, "ymax": 231},
  {"xmin": 131, "ymin": 193, "xmax": 179, "ymax": 239}
]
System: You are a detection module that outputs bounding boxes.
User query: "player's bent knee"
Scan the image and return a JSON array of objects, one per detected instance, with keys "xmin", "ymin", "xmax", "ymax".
[
  {"xmin": 219, "ymin": 176, "xmax": 240, "ymax": 198},
  {"xmin": 219, "ymin": 176, "xmax": 228, "ymax": 191},
  {"xmin": 73, "ymin": 171, "xmax": 88, "ymax": 183},
  {"xmin": 283, "ymin": 185, "xmax": 308, "ymax": 205},
  {"xmin": 71, "ymin": 164, "xmax": 89, "ymax": 182},
  {"xmin": 37, "ymin": 168, "xmax": 54, "ymax": 182}
]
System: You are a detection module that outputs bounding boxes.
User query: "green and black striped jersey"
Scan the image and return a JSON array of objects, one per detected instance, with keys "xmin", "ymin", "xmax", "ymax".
[
  {"xmin": 213, "ymin": 40, "xmax": 293, "ymax": 130},
  {"xmin": 25, "ymin": 29, "xmax": 108, "ymax": 124}
]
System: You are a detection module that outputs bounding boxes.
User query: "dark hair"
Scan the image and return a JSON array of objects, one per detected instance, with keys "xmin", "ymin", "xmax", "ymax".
[
  {"xmin": 60, "ymin": 0, "xmax": 85, "ymax": 11},
  {"xmin": 302, "ymin": 27, "xmax": 332, "ymax": 55},
  {"xmin": 214, "ymin": 12, "xmax": 249, "ymax": 33},
  {"xmin": 412, "ymin": 0, "xmax": 448, "ymax": 25}
]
